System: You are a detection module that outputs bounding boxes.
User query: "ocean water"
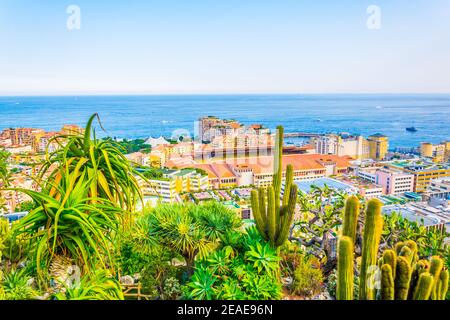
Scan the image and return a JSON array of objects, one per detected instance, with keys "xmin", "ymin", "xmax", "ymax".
[{"xmin": 0, "ymin": 94, "xmax": 449, "ymax": 148}]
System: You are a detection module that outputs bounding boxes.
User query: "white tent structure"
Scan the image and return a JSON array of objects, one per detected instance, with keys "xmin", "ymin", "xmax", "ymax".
[{"xmin": 145, "ymin": 136, "xmax": 170, "ymax": 148}]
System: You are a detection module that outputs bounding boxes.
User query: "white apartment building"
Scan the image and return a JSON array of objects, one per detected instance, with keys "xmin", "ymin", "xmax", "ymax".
[{"xmin": 312, "ymin": 134, "xmax": 368, "ymax": 160}]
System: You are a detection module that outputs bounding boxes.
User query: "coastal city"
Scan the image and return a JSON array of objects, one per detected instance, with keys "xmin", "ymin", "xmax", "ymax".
[
  {"xmin": 2, "ymin": 115, "xmax": 449, "ymax": 235},
  {"xmin": 1, "ymin": 0, "xmax": 450, "ymax": 305}
]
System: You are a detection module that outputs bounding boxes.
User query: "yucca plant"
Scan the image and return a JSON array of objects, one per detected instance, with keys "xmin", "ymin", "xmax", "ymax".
[{"xmin": 143, "ymin": 203, "xmax": 217, "ymax": 275}]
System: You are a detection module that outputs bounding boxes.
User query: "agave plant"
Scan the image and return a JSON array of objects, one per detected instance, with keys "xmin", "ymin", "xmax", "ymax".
[
  {"xmin": 245, "ymin": 242, "xmax": 280, "ymax": 277},
  {"xmin": 186, "ymin": 266, "xmax": 217, "ymax": 300},
  {"xmin": 38, "ymin": 113, "xmax": 143, "ymax": 217},
  {"xmin": 0, "ymin": 268, "xmax": 38, "ymax": 300}
]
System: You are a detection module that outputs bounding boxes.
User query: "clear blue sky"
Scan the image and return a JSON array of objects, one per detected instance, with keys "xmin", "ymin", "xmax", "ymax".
[{"xmin": 1, "ymin": 0, "xmax": 450, "ymax": 95}]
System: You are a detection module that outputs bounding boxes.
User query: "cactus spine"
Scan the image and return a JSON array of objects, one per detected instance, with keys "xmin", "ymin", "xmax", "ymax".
[
  {"xmin": 413, "ymin": 272, "xmax": 434, "ymax": 300},
  {"xmin": 342, "ymin": 196, "xmax": 360, "ymax": 244},
  {"xmin": 250, "ymin": 126, "xmax": 298, "ymax": 248},
  {"xmin": 337, "ymin": 236, "xmax": 354, "ymax": 300},
  {"xmin": 381, "ymin": 264, "xmax": 395, "ymax": 300},
  {"xmin": 359, "ymin": 198, "xmax": 384, "ymax": 300}
]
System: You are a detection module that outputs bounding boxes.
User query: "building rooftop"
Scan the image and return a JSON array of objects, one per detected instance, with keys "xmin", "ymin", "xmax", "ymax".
[{"xmin": 295, "ymin": 177, "xmax": 358, "ymax": 194}]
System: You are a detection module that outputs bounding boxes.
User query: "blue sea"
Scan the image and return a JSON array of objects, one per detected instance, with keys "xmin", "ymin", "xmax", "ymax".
[{"xmin": 0, "ymin": 94, "xmax": 449, "ymax": 148}]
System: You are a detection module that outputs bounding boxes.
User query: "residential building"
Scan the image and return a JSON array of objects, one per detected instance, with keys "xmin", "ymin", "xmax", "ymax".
[
  {"xmin": 197, "ymin": 116, "xmax": 270, "ymax": 143},
  {"xmin": 137, "ymin": 168, "xmax": 209, "ymax": 203},
  {"xmin": 425, "ymin": 178, "xmax": 450, "ymax": 200},
  {"xmin": 357, "ymin": 166, "xmax": 415, "ymax": 195},
  {"xmin": 61, "ymin": 124, "xmax": 84, "ymax": 136},
  {"xmin": 385, "ymin": 160, "xmax": 450, "ymax": 193},
  {"xmin": 420, "ymin": 142, "xmax": 450, "ymax": 163},
  {"xmin": 367, "ymin": 133, "xmax": 389, "ymax": 160},
  {"xmin": 375, "ymin": 167, "xmax": 415, "ymax": 195},
  {"xmin": 311, "ymin": 133, "xmax": 369, "ymax": 160}
]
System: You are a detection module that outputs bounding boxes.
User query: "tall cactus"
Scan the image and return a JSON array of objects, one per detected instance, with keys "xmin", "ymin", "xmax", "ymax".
[
  {"xmin": 337, "ymin": 236, "xmax": 354, "ymax": 300},
  {"xmin": 437, "ymin": 268, "xmax": 449, "ymax": 300},
  {"xmin": 359, "ymin": 198, "xmax": 384, "ymax": 300},
  {"xmin": 429, "ymin": 256, "xmax": 444, "ymax": 300},
  {"xmin": 250, "ymin": 126, "xmax": 298, "ymax": 248},
  {"xmin": 413, "ymin": 272, "xmax": 434, "ymax": 300},
  {"xmin": 342, "ymin": 196, "xmax": 360, "ymax": 244},
  {"xmin": 395, "ymin": 256, "xmax": 412, "ymax": 300},
  {"xmin": 380, "ymin": 264, "xmax": 395, "ymax": 300},
  {"xmin": 381, "ymin": 250, "xmax": 397, "ymax": 280}
]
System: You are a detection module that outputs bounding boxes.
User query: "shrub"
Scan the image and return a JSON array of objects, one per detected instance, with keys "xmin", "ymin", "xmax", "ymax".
[{"xmin": 292, "ymin": 255, "xmax": 324, "ymax": 298}]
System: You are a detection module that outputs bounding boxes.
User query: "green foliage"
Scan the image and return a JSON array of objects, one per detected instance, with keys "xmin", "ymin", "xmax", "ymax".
[
  {"xmin": 185, "ymin": 227, "xmax": 282, "ymax": 300},
  {"xmin": 245, "ymin": 243, "xmax": 280, "ymax": 277},
  {"xmin": 54, "ymin": 269, "xmax": 124, "ymax": 300},
  {"xmin": 12, "ymin": 172, "xmax": 123, "ymax": 278},
  {"xmin": 37, "ymin": 113, "xmax": 143, "ymax": 214},
  {"xmin": 382, "ymin": 211, "xmax": 448, "ymax": 257},
  {"xmin": 250, "ymin": 126, "xmax": 298, "ymax": 248},
  {"xmin": 114, "ymin": 138, "xmax": 150, "ymax": 154},
  {"xmin": 14, "ymin": 201, "xmax": 36, "ymax": 213},
  {"xmin": 0, "ymin": 269, "xmax": 37, "ymax": 300},
  {"xmin": 142, "ymin": 202, "xmax": 237, "ymax": 274},
  {"xmin": 292, "ymin": 254, "xmax": 324, "ymax": 298}
]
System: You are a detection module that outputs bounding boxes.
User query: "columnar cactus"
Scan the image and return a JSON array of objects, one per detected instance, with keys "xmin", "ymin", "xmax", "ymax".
[
  {"xmin": 250, "ymin": 126, "xmax": 298, "ymax": 248},
  {"xmin": 437, "ymin": 268, "xmax": 449, "ymax": 300},
  {"xmin": 429, "ymin": 256, "xmax": 444, "ymax": 300},
  {"xmin": 413, "ymin": 272, "xmax": 434, "ymax": 300},
  {"xmin": 359, "ymin": 198, "xmax": 384, "ymax": 300},
  {"xmin": 380, "ymin": 264, "xmax": 395, "ymax": 300},
  {"xmin": 337, "ymin": 236, "xmax": 354, "ymax": 300},
  {"xmin": 394, "ymin": 256, "xmax": 412, "ymax": 300},
  {"xmin": 342, "ymin": 196, "xmax": 360, "ymax": 244},
  {"xmin": 381, "ymin": 250, "xmax": 397, "ymax": 280}
]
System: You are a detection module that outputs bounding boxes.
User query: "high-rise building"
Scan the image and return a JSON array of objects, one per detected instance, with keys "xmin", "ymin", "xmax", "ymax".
[
  {"xmin": 311, "ymin": 134, "xmax": 369, "ymax": 160},
  {"xmin": 420, "ymin": 142, "xmax": 450, "ymax": 163},
  {"xmin": 61, "ymin": 124, "xmax": 84, "ymax": 136},
  {"xmin": 367, "ymin": 133, "xmax": 389, "ymax": 161}
]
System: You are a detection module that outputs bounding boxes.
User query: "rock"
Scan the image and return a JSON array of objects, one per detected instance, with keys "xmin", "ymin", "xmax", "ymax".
[
  {"xmin": 26, "ymin": 277, "xmax": 36, "ymax": 288},
  {"xmin": 120, "ymin": 275, "xmax": 134, "ymax": 285}
]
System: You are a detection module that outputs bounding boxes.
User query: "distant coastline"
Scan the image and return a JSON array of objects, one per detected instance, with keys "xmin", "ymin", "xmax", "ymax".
[{"xmin": 0, "ymin": 94, "xmax": 449, "ymax": 148}]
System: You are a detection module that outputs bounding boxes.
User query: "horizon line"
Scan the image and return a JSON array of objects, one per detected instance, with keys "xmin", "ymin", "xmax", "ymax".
[{"xmin": 1, "ymin": 92, "xmax": 450, "ymax": 98}]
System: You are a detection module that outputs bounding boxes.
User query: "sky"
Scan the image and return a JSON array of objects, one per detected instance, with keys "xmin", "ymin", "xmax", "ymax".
[{"xmin": 0, "ymin": 0, "xmax": 450, "ymax": 95}]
